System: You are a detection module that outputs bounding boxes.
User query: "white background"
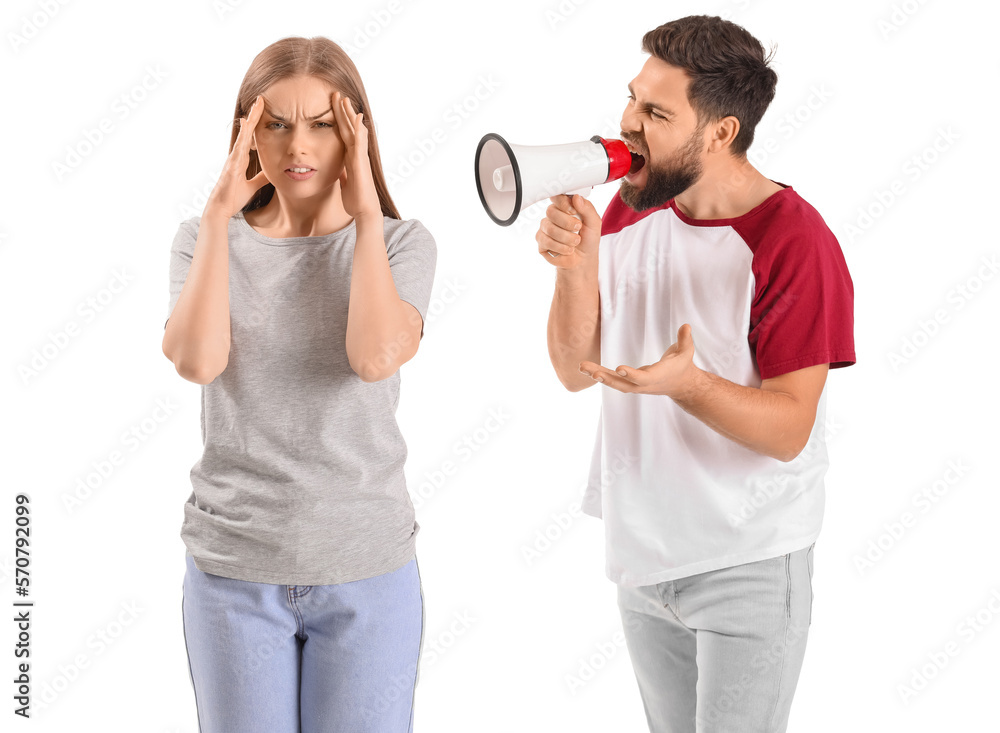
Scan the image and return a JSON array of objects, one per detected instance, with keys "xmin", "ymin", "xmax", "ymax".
[{"xmin": 4, "ymin": 0, "xmax": 998, "ymax": 730}]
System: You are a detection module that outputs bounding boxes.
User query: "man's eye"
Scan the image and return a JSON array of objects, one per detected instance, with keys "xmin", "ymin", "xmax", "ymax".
[{"xmin": 650, "ymin": 110, "xmax": 665, "ymax": 120}]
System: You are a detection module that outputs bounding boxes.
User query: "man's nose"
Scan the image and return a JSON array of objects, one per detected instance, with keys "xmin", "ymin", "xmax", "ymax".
[{"xmin": 620, "ymin": 105, "xmax": 641, "ymax": 133}]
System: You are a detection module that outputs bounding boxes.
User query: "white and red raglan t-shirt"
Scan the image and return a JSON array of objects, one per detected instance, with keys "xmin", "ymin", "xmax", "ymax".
[{"xmin": 584, "ymin": 183, "xmax": 855, "ymax": 587}]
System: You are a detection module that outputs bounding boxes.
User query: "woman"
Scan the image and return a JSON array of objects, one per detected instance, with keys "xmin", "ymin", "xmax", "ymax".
[{"xmin": 162, "ymin": 36, "xmax": 436, "ymax": 733}]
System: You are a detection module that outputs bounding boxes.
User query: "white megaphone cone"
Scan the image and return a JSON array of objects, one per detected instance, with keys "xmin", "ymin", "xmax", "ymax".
[{"xmin": 474, "ymin": 133, "xmax": 634, "ymax": 226}]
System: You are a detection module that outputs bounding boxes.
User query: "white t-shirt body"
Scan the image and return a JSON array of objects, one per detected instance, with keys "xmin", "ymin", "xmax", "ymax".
[{"xmin": 584, "ymin": 185, "xmax": 855, "ymax": 587}]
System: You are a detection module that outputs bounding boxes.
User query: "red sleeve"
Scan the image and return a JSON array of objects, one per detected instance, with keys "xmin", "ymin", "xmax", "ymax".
[{"xmin": 736, "ymin": 193, "xmax": 856, "ymax": 380}]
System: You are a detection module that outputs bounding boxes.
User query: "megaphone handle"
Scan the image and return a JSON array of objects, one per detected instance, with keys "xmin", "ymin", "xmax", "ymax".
[{"xmin": 546, "ymin": 187, "xmax": 593, "ymax": 257}]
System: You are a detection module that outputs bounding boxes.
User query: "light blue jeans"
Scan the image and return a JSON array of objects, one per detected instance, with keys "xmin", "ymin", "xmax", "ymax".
[
  {"xmin": 617, "ymin": 544, "xmax": 814, "ymax": 733},
  {"xmin": 181, "ymin": 553, "xmax": 424, "ymax": 733}
]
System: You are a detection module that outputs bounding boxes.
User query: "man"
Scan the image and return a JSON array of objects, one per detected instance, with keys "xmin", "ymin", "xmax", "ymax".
[{"xmin": 536, "ymin": 15, "xmax": 855, "ymax": 733}]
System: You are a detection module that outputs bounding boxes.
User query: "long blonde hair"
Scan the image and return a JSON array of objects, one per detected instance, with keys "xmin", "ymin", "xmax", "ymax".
[{"xmin": 230, "ymin": 36, "xmax": 400, "ymax": 219}]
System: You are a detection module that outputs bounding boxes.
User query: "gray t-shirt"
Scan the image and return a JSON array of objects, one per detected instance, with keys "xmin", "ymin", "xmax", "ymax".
[{"xmin": 165, "ymin": 210, "xmax": 437, "ymax": 585}]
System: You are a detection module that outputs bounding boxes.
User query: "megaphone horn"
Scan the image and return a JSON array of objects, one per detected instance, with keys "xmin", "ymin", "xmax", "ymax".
[{"xmin": 474, "ymin": 133, "xmax": 633, "ymax": 226}]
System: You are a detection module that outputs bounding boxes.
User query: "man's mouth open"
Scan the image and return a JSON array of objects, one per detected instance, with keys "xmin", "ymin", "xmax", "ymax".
[
  {"xmin": 623, "ymin": 140, "xmax": 647, "ymax": 183},
  {"xmin": 629, "ymin": 151, "xmax": 645, "ymax": 174},
  {"xmin": 623, "ymin": 140, "xmax": 646, "ymax": 175}
]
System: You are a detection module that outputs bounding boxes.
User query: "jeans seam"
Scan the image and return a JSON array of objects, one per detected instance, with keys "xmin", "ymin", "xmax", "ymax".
[
  {"xmin": 409, "ymin": 554, "xmax": 424, "ymax": 733},
  {"xmin": 414, "ymin": 556, "xmax": 425, "ymax": 684},
  {"xmin": 767, "ymin": 604, "xmax": 791, "ymax": 729},
  {"xmin": 807, "ymin": 543, "xmax": 815, "ymax": 626},
  {"xmin": 181, "ymin": 574, "xmax": 204, "ymax": 733},
  {"xmin": 285, "ymin": 587, "xmax": 306, "ymax": 638},
  {"xmin": 784, "ymin": 553, "xmax": 792, "ymax": 618}
]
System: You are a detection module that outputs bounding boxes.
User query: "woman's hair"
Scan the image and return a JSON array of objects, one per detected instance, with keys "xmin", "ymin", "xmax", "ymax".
[{"xmin": 230, "ymin": 36, "xmax": 400, "ymax": 219}]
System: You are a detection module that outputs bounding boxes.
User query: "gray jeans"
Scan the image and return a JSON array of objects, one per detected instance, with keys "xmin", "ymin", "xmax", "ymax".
[{"xmin": 617, "ymin": 544, "xmax": 814, "ymax": 733}]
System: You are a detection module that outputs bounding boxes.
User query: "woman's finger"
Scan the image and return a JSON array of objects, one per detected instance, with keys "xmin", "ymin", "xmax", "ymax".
[
  {"xmin": 353, "ymin": 111, "xmax": 366, "ymax": 145},
  {"xmin": 330, "ymin": 91, "xmax": 344, "ymax": 143},
  {"xmin": 246, "ymin": 94, "xmax": 265, "ymax": 142},
  {"xmin": 342, "ymin": 99, "xmax": 359, "ymax": 148},
  {"xmin": 332, "ymin": 92, "xmax": 355, "ymax": 149},
  {"xmin": 236, "ymin": 95, "xmax": 260, "ymax": 150}
]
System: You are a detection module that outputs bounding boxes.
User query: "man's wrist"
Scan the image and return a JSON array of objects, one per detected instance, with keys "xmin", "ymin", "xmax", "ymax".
[
  {"xmin": 555, "ymin": 261, "xmax": 598, "ymax": 290},
  {"xmin": 668, "ymin": 363, "xmax": 708, "ymax": 404}
]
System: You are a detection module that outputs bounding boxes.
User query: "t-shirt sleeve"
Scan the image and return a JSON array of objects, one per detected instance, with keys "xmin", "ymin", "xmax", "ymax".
[
  {"xmin": 385, "ymin": 218, "xmax": 437, "ymax": 339},
  {"xmin": 165, "ymin": 218, "xmax": 199, "ymax": 329},
  {"xmin": 744, "ymin": 213, "xmax": 856, "ymax": 380}
]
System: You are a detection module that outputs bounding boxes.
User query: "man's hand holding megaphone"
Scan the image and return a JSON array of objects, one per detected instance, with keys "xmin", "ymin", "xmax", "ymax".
[{"xmin": 536, "ymin": 193, "xmax": 602, "ymax": 270}]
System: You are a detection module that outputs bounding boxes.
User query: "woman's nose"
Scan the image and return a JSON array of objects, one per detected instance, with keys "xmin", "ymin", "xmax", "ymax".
[{"xmin": 286, "ymin": 127, "xmax": 311, "ymax": 154}]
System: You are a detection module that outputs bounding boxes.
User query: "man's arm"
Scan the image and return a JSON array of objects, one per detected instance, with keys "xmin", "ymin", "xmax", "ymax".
[
  {"xmin": 539, "ymin": 194, "xmax": 603, "ymax": 392},
  {"xmin": 547, "ymin": 267, "xmax": 601, "ymax": 391},
  {"xmin": 673, "ymin": 362, "xmax": 828, "ymax": 462},
  {"xmin": 580, "ymin": 323, "xmax": 829, "ymax": 462}
]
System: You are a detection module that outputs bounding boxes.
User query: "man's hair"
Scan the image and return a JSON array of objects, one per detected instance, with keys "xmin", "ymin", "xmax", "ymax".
[{"xmin": 642, "ymin": 15, "xmax": 777, "ymax": 157}]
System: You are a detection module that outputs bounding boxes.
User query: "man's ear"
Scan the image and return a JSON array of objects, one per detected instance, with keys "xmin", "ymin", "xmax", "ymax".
[{"xmin": 708, "ymin": 116, "xmax": 740, "ymax": 153}]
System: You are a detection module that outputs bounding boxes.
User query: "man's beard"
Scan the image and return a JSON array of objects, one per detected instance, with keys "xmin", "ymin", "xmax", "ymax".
[{"xmin": 619, "ymin": 126, "xmax": 705, "ymax": 212}]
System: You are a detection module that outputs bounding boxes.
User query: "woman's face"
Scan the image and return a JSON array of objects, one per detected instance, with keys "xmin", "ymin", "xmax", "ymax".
[{"xmin": 250, "ymin": 74, "xmax": 347, "ymax": 201}]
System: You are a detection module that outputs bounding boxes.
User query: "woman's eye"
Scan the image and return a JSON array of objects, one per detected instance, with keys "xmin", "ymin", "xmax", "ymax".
[{"xmin": 263, "ymin": 121, "xmax": 334, "ymax": 130}]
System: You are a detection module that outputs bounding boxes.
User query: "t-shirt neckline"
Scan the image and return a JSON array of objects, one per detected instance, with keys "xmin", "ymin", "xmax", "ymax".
[
  {"xmin": 667, "ymin": 182, "xmax": 793, "ymax": 227},
  {"xmin": 235, "ymin": 210, "xmax": 358, "ymax": 245}
]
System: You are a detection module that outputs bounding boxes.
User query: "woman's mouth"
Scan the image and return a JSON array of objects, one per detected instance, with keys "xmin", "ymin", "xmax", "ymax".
[{"xmin": 285, "ymin": 166, "xmax": 316, "ymax": 181}]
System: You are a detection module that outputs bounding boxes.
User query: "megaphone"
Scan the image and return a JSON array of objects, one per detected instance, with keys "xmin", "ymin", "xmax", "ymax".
[{"xmin": 474, "ymin": 133, "xmax": 634, "ymax": 226}]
